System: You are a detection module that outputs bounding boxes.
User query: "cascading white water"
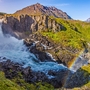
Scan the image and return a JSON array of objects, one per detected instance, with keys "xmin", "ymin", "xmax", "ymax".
[{"xmin": 0, "ymin": 19, "xmax": 67, "ymax": 73}]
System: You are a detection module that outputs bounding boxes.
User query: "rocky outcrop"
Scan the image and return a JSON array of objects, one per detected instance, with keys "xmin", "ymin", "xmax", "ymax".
[
  {"xmin": 2, "ymin": 15, "xmax": 65, "ymax": 39},
  {"xmin": 24, "ymin": 33, "xmax": 75, "ymax": 66},
  {"xmin": 15, "ymin": 3, "xmax": 72, "ymax": 19},
  {"xmin": 0, "ymin": 59, "xmax": 69, "ymax": 88},
  {"xmin": 65, "ymin": 66, "xmax": 90, "ymax": 89}
]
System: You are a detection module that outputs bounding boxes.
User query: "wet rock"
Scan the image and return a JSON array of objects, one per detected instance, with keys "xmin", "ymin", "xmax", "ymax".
[
  {"xmin": 22, "ymin": 66, "xmax": 32, "ymax": 76},
  {"xmin": 47, "ymin": 70, "xmax": 69, "ymax": 88},
  {"xmin": 24, "ymin": 38, "xmax": 34, "ymax": 47},
  {"xmin": 24, "ymin": 33, "xmax": 76, "ymax": 66},
  {"xmin": 0, "ymin": 60, "xmax": 69, "ymax": 88},
  {"xmin": 65, "ymin": 68, "xmax": 90, "ymax": 88},
  {"xmin": 29, "ymin": 42, "xmax": 54, "ymax": 62}
]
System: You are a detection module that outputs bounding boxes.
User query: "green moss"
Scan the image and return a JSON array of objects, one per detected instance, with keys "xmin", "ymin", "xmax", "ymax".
[
  {"xmin": 0, "ymin": 71, "xmax": 54, "ymax": 90},
  {"xmin": 73, "ymin": 82, "xmax": 90, "ymax": 90},
  {"xmin": 40, "ymin": 17, "xmax": 90, "ymax": 51},
  {"xmin": 81, "ymin": 64, "xmax": 90, "ymax": 74},
  {"xmin": 0, "ymin": 71, "xmax": 24, "ymax": 90},
  {"xmin": 36, "ymin": 82, "xmax": 54, "ymax": 90},
  {"xmin": 12, "ymin": 77, "xmax": 54, "ymax": 90}
]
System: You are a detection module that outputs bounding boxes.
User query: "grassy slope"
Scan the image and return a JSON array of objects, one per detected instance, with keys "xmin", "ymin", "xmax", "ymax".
[
  {"xmin": 40, "ymin": 17, "xmax": 90, "ymax": 50},
  {"xmin": 0, "ymin": 72, "xmax": 24, "ymax": 90},
  {"xmin": 5, "ymin": 14, "xmax": 90, "ymax": 50},
  {"xmin": 1, "ymin": 15, "xmax": 90, "ymax": 89},
  {"xmin": 39, "ymin": 17, "xmax": 90, "ymax": 67},
  {"xmin": 0, "ymin": 71, "xmax": 54, "ymax": 90}
]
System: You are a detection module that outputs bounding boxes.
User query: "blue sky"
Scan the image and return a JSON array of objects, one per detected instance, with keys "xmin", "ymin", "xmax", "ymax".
[{"xmin": 0, "ymin": 0, "xmax": 90, "ymax": 20}]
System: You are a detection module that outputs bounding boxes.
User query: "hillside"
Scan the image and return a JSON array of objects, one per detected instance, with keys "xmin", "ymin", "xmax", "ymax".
[
  {"xmin": 15, "ymin": 3, "xmax": 71, "ymax": 19},
  {"xmin": 0, "ymin": 71, "xmax": 54, "ymax": 90},
  {"xmin": 2, "ymin": 14, "xmax": 90, "ymax": 67},
  {"xmin": 1, "ymin": 3, "xmax": 90, "ymax": 90},
  {"xmin": 0, "ymin": 12, "xmax": 6, "ymax": 19}
]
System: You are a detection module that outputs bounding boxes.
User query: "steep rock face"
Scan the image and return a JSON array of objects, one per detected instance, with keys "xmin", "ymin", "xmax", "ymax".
[
  {"xmin": 24, "ymin": 33, "xmax": 75, "ymax": 66},
  {"xmin": 15, "ymin": 3, "xmax": 71, "ymax": 19},
  {"xmin": 2, "ymin": 15, "xmax": 65, "ymax": 39}
]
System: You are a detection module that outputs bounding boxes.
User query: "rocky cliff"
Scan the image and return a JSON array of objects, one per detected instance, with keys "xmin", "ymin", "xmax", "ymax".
[
  {"xmin": 24, "ymin": 33, "xmax": 75, "ymax": 66},
  {"xmin": 2, "ymin": 14, "xmax": 65, "ymax": 39},
  {"xmin": 1, "ymin": 3, "xmax": 90, "ymax": 90},
  {"xmin": 15, "ymin": 3, "xmax": 71, "ymax": 19}
]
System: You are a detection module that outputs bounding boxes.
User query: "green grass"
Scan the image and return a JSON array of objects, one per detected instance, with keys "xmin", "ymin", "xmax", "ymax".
[
  {"xmin": 40, "ymin": 17, "xmax": 90, "ymax": 50},
  {"xmin": 81, "ymin": 64, "xmax": 90, "ymax": 74},
  {"xmin": 0, "ymin": 71, "xmax": 24, "ymax": 90},
  {"xmin": 73, "ymin": 82, "xmax": 90, "ymax": 90},
  {"xmin": 0, "ymin": 71, "xmax": 54, "ymax": 90}
]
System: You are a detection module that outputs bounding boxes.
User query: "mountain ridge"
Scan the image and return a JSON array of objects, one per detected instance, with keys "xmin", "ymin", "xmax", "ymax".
[
  {"xmin": 86, "ymin": 18, "xmax": 90, "ymax": 22},
  {"xmin": 14, "ymin": 3, "xmax": 71, "ymax": 19}
]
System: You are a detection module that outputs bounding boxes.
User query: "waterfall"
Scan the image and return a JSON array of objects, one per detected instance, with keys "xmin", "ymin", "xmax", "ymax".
[
  {"xmin": 0, "ymin": 19, "xmax": 88, "ymax": 74},
  {"xmin": 0, "ymin": 19, "xmax": 67, "ymax": 73}
]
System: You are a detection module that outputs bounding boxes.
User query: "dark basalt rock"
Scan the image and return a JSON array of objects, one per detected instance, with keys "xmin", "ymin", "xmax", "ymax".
[
  {"xmin": 24, "ymin": 36, "xmax": 56, "ymax": 62},
  {"xmin": 0, "ymin": 59, "xmax": 69, "ymax": 88},
  {"xmin": 24, "ymin": 33, "xmax": 75, "ymax": 66},
  {"xmin": 65, "ymin": 68, "xmax": 90, "ymax": 89}
]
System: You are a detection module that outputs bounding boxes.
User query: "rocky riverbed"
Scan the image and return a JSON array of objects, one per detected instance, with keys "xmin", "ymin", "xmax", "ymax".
[{"xmin": 0, "ymin": 58, "xmax": 70, "ymax": 88}]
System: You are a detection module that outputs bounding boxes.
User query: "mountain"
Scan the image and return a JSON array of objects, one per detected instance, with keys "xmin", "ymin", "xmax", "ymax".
[
  {"xmin": 1, "ymin": 3, "xmax": 90, "ymax": 90},
  {"xmin": 15, "ymin": 3, "xmax": 71, "ymax": 19},
  {"xmin": 86, "ymin": 18, "xmax": 90, "ymax": 22},
  {"xmin": 0, "ymin": 12, "xmax": 6, "ymax": 19}
]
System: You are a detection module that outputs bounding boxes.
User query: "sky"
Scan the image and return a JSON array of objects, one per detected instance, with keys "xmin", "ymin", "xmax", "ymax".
[{"xmin": 0, "ymin": 0, "xmax": 90, "ymax": 21}]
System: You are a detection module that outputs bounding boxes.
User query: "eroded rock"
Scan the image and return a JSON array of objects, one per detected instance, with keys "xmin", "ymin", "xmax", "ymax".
[{"xmin": 0, "ymin": 59, "xmax": 69, "ymax": 88}]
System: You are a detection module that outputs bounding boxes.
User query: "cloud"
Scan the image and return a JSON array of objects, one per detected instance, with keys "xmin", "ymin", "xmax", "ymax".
[
  {"xmin": 55, "ymin": 3, "xmax": 70, "ymax": 6},
  {"xmin": 48, "ymin": 3, "xmax": 70, "ymax": 7}
]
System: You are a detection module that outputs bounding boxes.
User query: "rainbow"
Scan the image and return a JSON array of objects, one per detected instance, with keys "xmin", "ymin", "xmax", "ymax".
[
  {"xmin": 69, "ymin": 49, "xmax": 84, "ymax": 70},
  {"xmin": 62, "ymin": 49, "xmax": 85, "ymax": 88}
]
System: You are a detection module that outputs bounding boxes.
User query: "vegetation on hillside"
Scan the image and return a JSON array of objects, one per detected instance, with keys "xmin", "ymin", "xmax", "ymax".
[
  {"xmin": 0, "ymin": 12, "xmax": 6, "ymax": 16},
  {"xmin": 40, "ymin": 17, "xmax": 90, "ymax": 50},
  {"xmin": 0, "ymin": 71, "xmax": 23, "ymax": 90},
  {"xmin": 0, "ymin": 71, "xmax": 54, "ymax": 90},
  {"xmin": 1, "ymin": 13, "xmax": 90, "ymax": 89}
]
